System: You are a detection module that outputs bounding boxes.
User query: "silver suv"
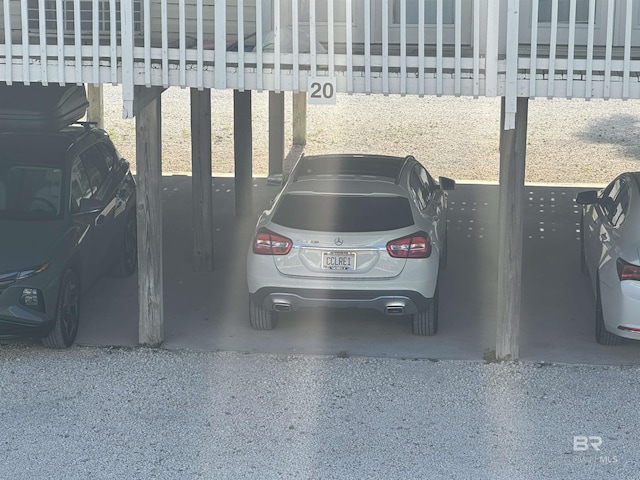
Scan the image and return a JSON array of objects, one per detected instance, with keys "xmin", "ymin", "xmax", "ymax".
[{"xmin": 246, "ymin": 154, "xmax": 455, "ymax": 335}]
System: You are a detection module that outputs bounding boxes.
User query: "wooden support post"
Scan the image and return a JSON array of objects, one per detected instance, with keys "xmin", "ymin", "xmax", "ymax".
[
  {"xmin": 234, "ymin": 90, "xmax": 253, "ymax": 217},
  {"xmin": 86, "ymin": 84, "xmax": 104, "ymax": 130},
  {"xmin": 190, "ymin": 88, "xmax": 214, "ymax": 271},
  {"xmin": 136, "ymin": 89, "xmax": 164, "ymax": 346},
  {"xmin": 293, "ymin": 92, "xmax": 307, "ymax": 146},
  {"xmin": 496, "ymin": 96, "xmax": 529, "ymax": 361},
  {"xmin": 269, "ymin": 91, "xmax": 285, "ymax": 175}
]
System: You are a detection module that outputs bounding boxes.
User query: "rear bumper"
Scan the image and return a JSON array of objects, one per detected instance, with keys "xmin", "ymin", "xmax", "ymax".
[{"xmin": 251, "ymin": 287, "xmax": 432, "ymax": 315}]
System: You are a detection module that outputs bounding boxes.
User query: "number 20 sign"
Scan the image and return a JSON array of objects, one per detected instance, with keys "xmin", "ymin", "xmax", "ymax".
[{"xmin": 307, "ymin": 77, "xmax": 337, "ymax": 105}]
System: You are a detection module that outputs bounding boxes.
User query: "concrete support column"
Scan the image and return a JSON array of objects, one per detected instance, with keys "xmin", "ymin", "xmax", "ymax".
[
  {"xmin": 191, "ymin": 88, "xmax": 214, "ymax": 272},
  {"xmin": 234, "ymin": 90, "xmax": 253, "ymax": 217},
  {"xmin": 293, "ymin": 92, "xmax": 307, "ymax": 146},
  {"xmin": 496, "ymin": 96, "xmax": 529, "ymax": 361},
  {"xmin": 86, "ymin": 84, "xmax": 104, "ymax": 129},
  {"xmin": 269, "ymin": 91, "xmax": 285, "ymax": 175},
  {"xmin": 135, "ymin": 88, "xmax": 164, "ymax": 346}
]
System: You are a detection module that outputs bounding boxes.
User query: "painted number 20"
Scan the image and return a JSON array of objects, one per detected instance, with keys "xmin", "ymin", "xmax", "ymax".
[{"xmin": 310, "ymin": 81, "xmax": 334, "ymax": 100}]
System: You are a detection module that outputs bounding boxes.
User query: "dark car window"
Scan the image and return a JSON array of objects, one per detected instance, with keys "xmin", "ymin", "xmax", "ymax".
[
  {"xmin": 96, "ymin": 142, "xmax": 117, "ymax": 172},
  {"xmin": 70, "ymin": 157, "xmax": 94, "ymax": 212},
  {"xmin": 80, "ymin": 146, "xmax": 109, "ymax": 194},
  {"xmin": 601, "ymin": 177, "xmax": 628, "ymax": 227},
  {"xmin": 410, "ymin": 165, "xmax": 434, "ymax": 210},
  {"xmin": 272, "ymin": 194, "xmax": 415, "ymax": 232},
  {"xmin": 0, "ymin": 165, "xmax": 63, "ymax": 219}
]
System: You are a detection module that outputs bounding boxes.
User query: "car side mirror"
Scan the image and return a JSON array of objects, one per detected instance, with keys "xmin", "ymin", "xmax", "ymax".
[
  {"xmin": 576, "ymin": 190, "xmax": 599, "ymax": 205},
  {"xmin": 266, "ymin": 173, "xmax": 287, "ymax": 187},
  {"xmin": 78, "ymin": 197, "xmax": 103, "ymax": 213},
  {"xmin": 439, "ymin": 176, "xmax": 456, "ymax": 191}
]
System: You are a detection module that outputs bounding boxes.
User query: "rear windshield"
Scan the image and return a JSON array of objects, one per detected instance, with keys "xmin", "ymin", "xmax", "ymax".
[{"xmin": 272, "ymin": 194, "xmax": 415, "ymax": 232}]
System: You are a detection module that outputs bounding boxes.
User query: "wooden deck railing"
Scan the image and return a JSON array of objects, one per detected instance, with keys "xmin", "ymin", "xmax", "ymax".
[{"xmin": 1, "ymin": 1, "xmax": 640, "ymax": 125}]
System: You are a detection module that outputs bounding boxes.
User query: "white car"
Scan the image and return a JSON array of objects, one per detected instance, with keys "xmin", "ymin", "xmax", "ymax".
[
  {"xmin": 246, "ymin": 154, "xmax": 455, "ymax": 335},
  {"xmin": 577, "ymin": 172, "xmax": 640, "ymax": 345}
]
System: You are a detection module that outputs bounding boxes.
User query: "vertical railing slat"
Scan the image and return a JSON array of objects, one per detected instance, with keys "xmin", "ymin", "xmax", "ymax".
[
  {"xmin": 603, "ymin": 0, "xmax": 615, "ymax": 99},
  {"xmin": 436, "ymin": 0, "xmax": 443, "ymax": 96},
  {"xmin": 623, "ymin": 0, "xmax": 633, "ymax": 99},
  {"xmin": 547, "ymin": 0, "xmax": 558, "ymax": 98},
  {"xmin": 144, "ymin": 0, "xmax": 151, "ymax": 86},
  {"xmin": 237, "ymin": 0, "xmax": 244, "ymax": 91},
  {"xmin": 328, "ymin": 0, "xmax": 334, "ymax": 78},
  {"xmin": 364, "ymin": 0, "xmax": 371, "ymax": 93},
  {"xmin": 179, "ymin": 0, "xmax": 186, "ymax": 87},
  {"xmin": 92, "ymin": 0, "xmax": 99, "ymax": 85},
  {"xmin": 218, "ymin": 0, "xmax": 225, "ymax": 91},
  {"xmin": 274, "ymin": 0, "xmax": 281, "ymax": 91},
  {"xmin": 292, "ymin": 0, "xmax": 299, "ymax": 92},
  {"xmin": 400, "ymin": 0, "xmax": 406, "ymax": 96},
  {"xmin": 39, "ymin": 0, "xmax": 49, "ymax": 85},
  {"xmin": 585, "ymin": 0, "xmax": 596, "ymax": 100},
  {"xmin": 3, "ymin": 0, "xmax": 12, "ymax": 84},
  {"xmin": 74, "ymin": 0, "xmax": 82, "ymax": 84},
  {"xmin": 110, "ymin": 0, "xmax": 118, "ymax": 84},
  {"xmin": 473, "ymin": 0, "xmax": 479, "ymax": 97},
  {"xmin": 567, "ymin": 0, "xmax": 576, "ymax": 98},
  {"xmin": 256, "ymin": 0, "xmax": 263, "ymax": 91},
  {"xmin": 161, "ymin": 0, "xmax": 169, "ymax": 86},
  {"xmin": 310, "ymin": 0, "xmax": 317, "ymax": 77},
  {"xmin": 214, "ymin": 0, "xmax": 226, "ymax": 88},
  {"xmin": 57, "ymin": 0, "xmax": 65, "ymax": 85},
  {"xmin": 529, "ymin": 0, "xmax": 539, "ymax": 98},
  {"xmin": 418, "ymin": 0, "xmax": 425, "ymax": 96},
  {"xmin": 454, "ymin": 0, "xmax": 461, "ymax": 95},
  {"xmin": 20, "ymin": 0, "xmax": 30, "ymax": 84},
  {"xmin": 346, "ymin": 0, "xmax": 353, "ymax": 93},
  {"xmin": 122, "ymin": 0, "xmax": 135, "ymax": 116},
  {"xmin": 382, "ymin": 0, "xmax": 389, "ymax": 95}
]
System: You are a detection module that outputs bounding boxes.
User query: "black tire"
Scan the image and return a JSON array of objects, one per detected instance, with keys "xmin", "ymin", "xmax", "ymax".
[
  {"xmin": 249, "ymin": 299, "xmax": 277, "ymax": 330},
  {"xmin": 42, "ymin": 270, "xmax": 80, "ymax": 349},
  {"xmin": 111, "ymin": 211, "xmax": 138, "ymax": 277},
  {"xmin": 595, "ymin": 280, "xmax": 622, "ymax": 346},
  {"xmin": 579, "ymin": 213, "xmax": 588, "ymax": 275},
  {"xmin": 412, "ymin": 287, "xmax": 438, "ymax": 336}
]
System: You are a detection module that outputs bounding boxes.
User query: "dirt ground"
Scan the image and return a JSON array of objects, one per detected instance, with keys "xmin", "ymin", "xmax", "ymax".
[{"xmin": 102, "ymin": 85, "xmax": 640, "ymax": 185}]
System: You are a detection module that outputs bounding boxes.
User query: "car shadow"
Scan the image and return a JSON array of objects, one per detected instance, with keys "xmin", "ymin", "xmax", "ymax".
[{"xmin": 76, "ymin": 177, "xmax": 640, "ymax": 365}]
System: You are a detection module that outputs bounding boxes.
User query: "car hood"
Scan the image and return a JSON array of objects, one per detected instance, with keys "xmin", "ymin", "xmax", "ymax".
[{"xmin": 0, "ymin": 220, "xmax": 71, "ymax": 272}]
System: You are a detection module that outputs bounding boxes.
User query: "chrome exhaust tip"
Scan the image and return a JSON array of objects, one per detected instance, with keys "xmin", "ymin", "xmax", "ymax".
[
  {"xmin": 385, "ymin": 306, "xmax": 405, "ymax": 315},
  {"xmin": 273, "ymin": 303, "xmax": 292, "ymax": 313}
]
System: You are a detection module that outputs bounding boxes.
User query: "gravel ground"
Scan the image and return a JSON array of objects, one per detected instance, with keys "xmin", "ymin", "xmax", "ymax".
[
  {"xmin": 103, "ymin": 85, "xmax": 640, "ymax": 184},
  {"xmin": 2, "ymin": 342, "xmax": 639, "ymax": 480}
]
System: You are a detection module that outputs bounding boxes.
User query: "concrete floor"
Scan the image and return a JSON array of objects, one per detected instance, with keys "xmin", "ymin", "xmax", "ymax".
[{"xmin": 76, "ymin": 177, "xmax": 640, "ymax": 365}]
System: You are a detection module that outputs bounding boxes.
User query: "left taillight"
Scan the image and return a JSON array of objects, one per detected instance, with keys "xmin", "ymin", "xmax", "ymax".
[
  {"xmin": 386, "ymin": 232, "xmax": 431, "ymax": 259},
  {"xmin": 253, "ymin": 228, "xmax": 292, "ymax": 255},
  {"xmin": 617, "ymin": 258, "xmax": 640, "ymax": 281}
]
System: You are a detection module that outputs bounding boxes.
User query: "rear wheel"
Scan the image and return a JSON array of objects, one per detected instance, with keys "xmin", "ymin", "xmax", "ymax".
[
  {"xmin": 412, "ymin": 287, "xmax": 438, "ymax": 336},
  {"xmin": 249, "ymin": 299, "xmax": 278, "ymax": 330},
  {"xmin": 42, "ymin": 270, "xmax": 80, "ymax": 349},
  {"xmin": 595, "ymin": 280, "xmax": 622, "ymax": 346}
]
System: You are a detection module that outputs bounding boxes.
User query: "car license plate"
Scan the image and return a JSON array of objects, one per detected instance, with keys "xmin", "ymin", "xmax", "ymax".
[{"xmin": 321, "ymin": 251, "xmax": 356, "ymax": 271}]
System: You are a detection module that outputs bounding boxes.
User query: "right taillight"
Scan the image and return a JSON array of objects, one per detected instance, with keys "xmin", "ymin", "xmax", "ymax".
[
  {"xmin": 617, "ymin": 258, "xmax": 640, "ymax": 281},
  {"xmin": 386, "ymin": 232, "xmax": 431, "ymax": 259},
  {"xmin": 253, "ymin": 228, "xmax": 292, "ymax": 255}
]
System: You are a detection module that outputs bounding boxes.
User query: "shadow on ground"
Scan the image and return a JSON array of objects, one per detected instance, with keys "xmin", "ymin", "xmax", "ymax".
[{"xmin": 71, "ymin": 176, "xmax": 640, "ymax": 365}]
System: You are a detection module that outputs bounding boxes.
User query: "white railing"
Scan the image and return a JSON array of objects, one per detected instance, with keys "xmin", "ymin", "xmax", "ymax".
[{"xmin": 1, "ymin": 1, "xmax": 640, "ymax": 125}]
